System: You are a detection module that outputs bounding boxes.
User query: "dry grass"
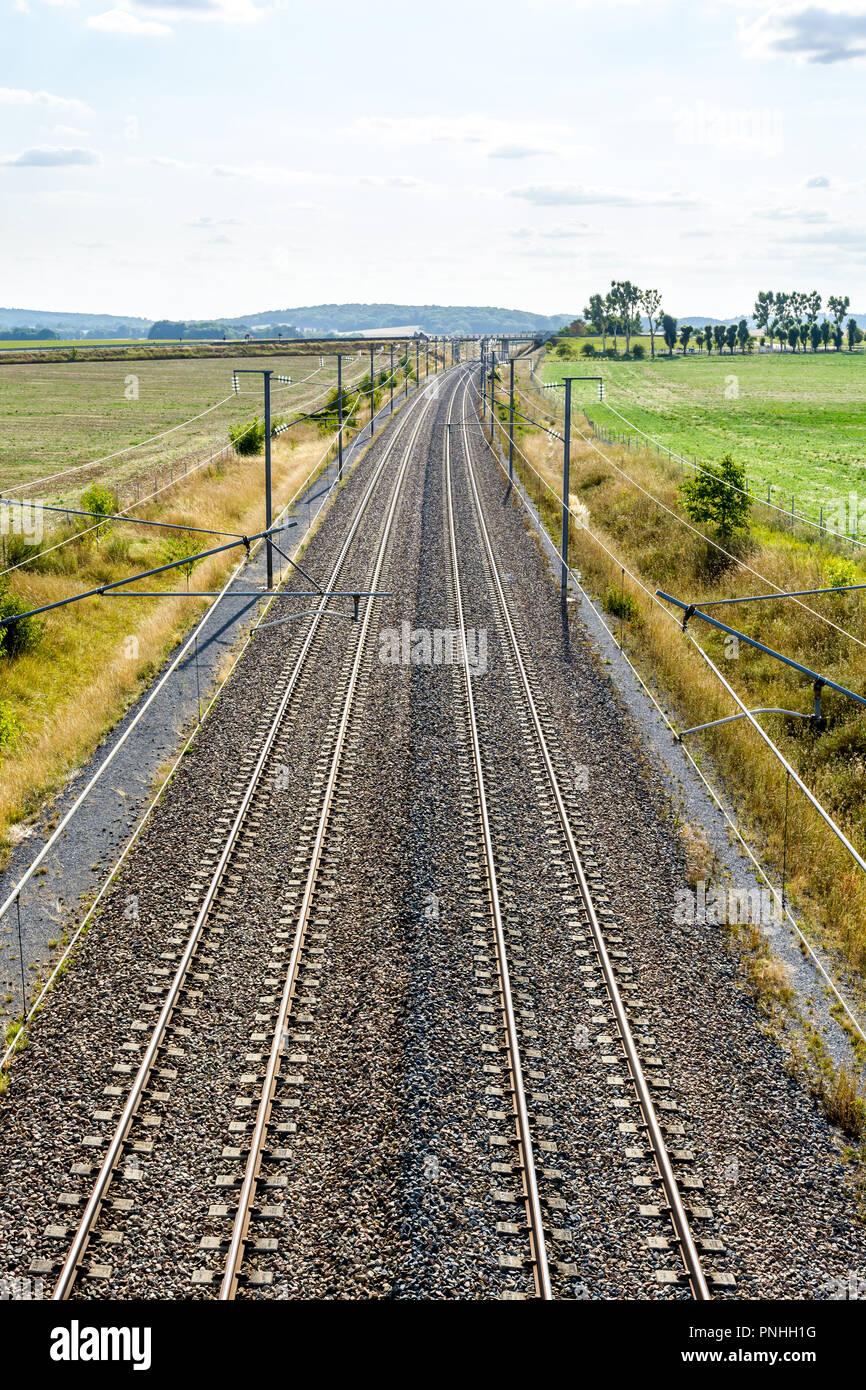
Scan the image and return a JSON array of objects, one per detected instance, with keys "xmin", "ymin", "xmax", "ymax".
[
  {"xmin": 0, "ymin": 419, "xmax": 339, "ymax": 856},
  {"xmin": 500, "ymin": 388, "xmax": 866, "ymax": 982}
]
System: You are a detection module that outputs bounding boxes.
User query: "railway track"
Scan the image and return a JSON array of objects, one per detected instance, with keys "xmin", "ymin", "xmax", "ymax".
[
  {"xmin": 48, "ymin": 377, "xmax": 441, "ymax": 1301},
  {"xmin": 448, "ymin": 376, "xmax": 718, "ymax": 1299},
  {"xmin": 212, "ymin": 374, "xmax": 431, "ymax": 1299}
]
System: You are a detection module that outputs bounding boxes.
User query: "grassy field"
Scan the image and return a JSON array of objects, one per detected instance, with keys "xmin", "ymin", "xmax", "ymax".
[
  {"xmin": 535, "ymin": 347, "xmax": 866, "ymax": 525},
  {"xmin": 0, "ymin": 347, "xmax": 424, "ymax": 856},
  {"xmin": 496, "ymin": 366, "xmax": 866, "ymax": 1033},
  {"xmin": 0, "ymin": 350, "xmax": 388, "ymax": 500}
]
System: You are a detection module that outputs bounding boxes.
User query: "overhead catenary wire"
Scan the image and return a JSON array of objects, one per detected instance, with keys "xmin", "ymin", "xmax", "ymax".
[
  {"xmin": 476, "ymin": 376, "xmax": 866, "ymax": 1046},
  {"xmin": 509, "ymin": 372, "xmax": 866, "ymax": 654},
  {"xmin": 475, "ymin": 372, "xmax": 866, "ymax": 879},
  {"xmin": 0, "ymin": 362, "xmax": 422, "ymax": 1022},
  {"xmin": 0, "ymin": 353, "xmax": 391, "ymax": 581}
]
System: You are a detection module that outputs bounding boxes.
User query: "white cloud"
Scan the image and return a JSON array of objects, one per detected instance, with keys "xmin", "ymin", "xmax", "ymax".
[
  {"xmin": 507, "ymin": 223, "xmax": 592, "ymax": 239},
  {"xmin": 124, "ymin": 0, "xmax": 263, "ymax": 23},
  {"xmin": 87, "ymin": 9, "xmax": 172, "ymax": 34},
  {"xmin": 737, "ymin": 2, "xmax": 866, "ymax": 65},
  {"xmin": 806, "ymin": 173, "xmax": 831, "ymax": 187},
  {"xmin": 753, "ymin": 205, "xmax": 830, "ymax": 221},
  {"xmin": 0, "ymin": 145, "xmax": 102, "ymax": 167},
  {"xmin": 488, "ymin": 143, "xmax": 553, "ymax": 160},
  {"xmin": 358, "ymin": 174, "xmax": 428, "ymax": 189},
  {"xmin": 507, "ymin": 182, "xmax": 698, "ymax": 208},
  {"xmin": 53, "ymin": 124, "xmax": 89, "ymax": 136},
  {"xmin": 0, "ymin": 87, "xmax": 93, "ymax": 116}
]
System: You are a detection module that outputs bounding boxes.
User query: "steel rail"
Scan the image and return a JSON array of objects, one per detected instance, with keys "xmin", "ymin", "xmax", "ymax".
[
  {"xmin": 218, "ymin": 375, "xmax": 445, "ymax": 1299},
  {"xmin": 457, "ymin": 377, "xmax": 711, "ymax": 1301},
  {"xmin": 51, "ymin": 378, "xmax": 438, "ymax": 1301},
  {"xmin": 444, "ymin": 384, "xmax": 553, "ymax": 1301}
]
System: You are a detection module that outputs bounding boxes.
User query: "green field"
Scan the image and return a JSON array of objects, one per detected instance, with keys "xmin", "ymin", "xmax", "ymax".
[
  {"xmin": 0, "ymin": 351, "xmax": 380, "ymax": 501},
  {"xmin": 535, "ymin": 348, "xmax": 866, "ymax": 526}
]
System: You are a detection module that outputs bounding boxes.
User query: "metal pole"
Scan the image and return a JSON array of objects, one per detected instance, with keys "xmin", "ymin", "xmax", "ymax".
[
  {"xmin": 370, "ymin": 346, "xmax": 375, "ymax": 438},
  {"xmin": 337, "ymin": 354, "xmax": 343, "ymax": 479},
  {"xmin": 264, "ymin": 370, "xmax": 273, "ymax": 590},
  {"xmin": 415, "ymin": 341, "xmax": 420, "ymax": 388},
  {"xmin": 481, "ymin": 340, "xmax": 486, "ymax": 417},
  {"xmin": 390, "ymin": 344, "xmax": 394, "ymax": 413},
  {"xmin": 425, "ymin": 339, "xmax": 429, "ymax": 378},
  {"xmin": 561, "ymin": 378, "xmax": 572, "ymax": 599},
  {"xmin": 489, "ymin": 350, "xmax": 496, "ymax": 435},
  {"xmin": 508, "ymin": 356, "xmax": 515, "ymax": 482}
]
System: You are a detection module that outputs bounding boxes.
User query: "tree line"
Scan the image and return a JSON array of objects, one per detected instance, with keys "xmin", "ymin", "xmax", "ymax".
[
  {"xmin": 752, "ymin": 290, "xmax": 860, "ymax": 352},
  {"xmin": 578, "ymin": 280, "xmax": 862, "ymax": 357}
]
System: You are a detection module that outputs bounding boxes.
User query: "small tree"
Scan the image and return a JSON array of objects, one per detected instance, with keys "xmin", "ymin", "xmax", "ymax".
[
  {"xmin": 661, "ymin": 313, "xmax": 678, "ymax": 356},
  {"xmin": 809, "ymin": 322, "xmax": 821, "ymax": 353},
  {"xmin": 788, "ymin": 325, "xmax": 800, "ymax": 353},
  {"xmin": 847, "ymin": 317, "xmax": 860, "ymax": 351},
  {"xmin": 680, "ymin": 455, "xmax": 751, "ymax": 544},
  {"xmin": 640, "ymin": 287, "xmax": 663, "ymax": 359},
  {"xmin": 828, "ymin": 294, "xmax": 850, "ymax": 335},
  {"xmin": 821, "ymin": 319, "xmax": 831, "ymax": 350},
  {"xmin": 81, "ymin": 483, "xmax": 119, "ymax": 539},
  {"xmin": 737, "ymin": 319, "xmax": 750, "ymax": 353},
  {"xmin": 725, "ymin": 323, "xmax": 737, "ymax": 353},
  {"xmin": 695, "ymin": 330, "xmax": 705, "ymax": 353},
  {"xmin": 713, "ymin": 324, "xmax": 726, "ymax": 354},
  {"xmin": 229, "ymin": 417, "xmax": 265, "ymax": 455},
  {"xmin": 753, "ymin": 290, "xmax": 774, "ymax": 339},
  {"xmin": 679, "ymin": 324, "xmax": 693, "ymax": 353}
]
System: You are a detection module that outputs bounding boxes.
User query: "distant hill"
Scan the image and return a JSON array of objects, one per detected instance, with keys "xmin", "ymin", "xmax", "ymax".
[
  {"xmin": 224, "ymin": 303, "xmax": 573, "ymax": 336},
  {"xmin": 0, "ymin": 307, "xmax": 151, "ymax": 337}
]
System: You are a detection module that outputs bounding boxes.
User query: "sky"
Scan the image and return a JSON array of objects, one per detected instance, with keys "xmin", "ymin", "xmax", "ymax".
[{"xmin": 2, "ymin": 0, "xmax": 866, "ymax": 320}]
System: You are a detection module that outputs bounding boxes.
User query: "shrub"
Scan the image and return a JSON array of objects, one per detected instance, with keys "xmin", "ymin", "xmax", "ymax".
[
  {"xmin": 0, "ymin": 583, "xmax": 43, "ymax": 658},
  {"xmin": 580, "ymin": 342, "xmax": 597, "ymax": 358},
  {"xmin": 631, "ymin": 343, "xmax": 646, "ymax": 360},
  {"xmin": 160, "ymin": 534, "xmax": 204, "ymax": 579},
  {"xmin": 3, "ymin": 532, "xmax": 44, "ymax": 568},
  {"xmin": 81, "ymin": 484, "xmax": 118, "ymax": 519},
  {"xmin": 679, "ymin": 454, "xmax": 751, "ymax": 544},
  {"xmin": 229, "ymin": 417, "xmax": 265, "ymax": 455},
  {"xmin": 824, "ymin": 555, "xmax": 859, "ymax": 589},
  {"xmin": 0, "ymin": 700, "xmax": 20, "ymax": 752},
  {"xmin": 604, "ymin": 585, "xmax": 642, "ymax": 626}
]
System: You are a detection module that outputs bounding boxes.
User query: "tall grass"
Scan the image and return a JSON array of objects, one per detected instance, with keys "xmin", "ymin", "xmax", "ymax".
[
  {"xmin": 0, "ymin": 420, "xmax": 335, "ymax": 857},
  {"xmin": 496, "ymin": 387, "xmax": 866, "ymax": 985}
]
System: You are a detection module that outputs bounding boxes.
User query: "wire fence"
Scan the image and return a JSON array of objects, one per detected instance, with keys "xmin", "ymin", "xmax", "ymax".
[
  {"xmin": 526, "ymin": 359, "xmax": 866, "ymax": 553},
  {"xmin": 474, "ymin": 370, "xmax": 866, "ymax": 1044}
]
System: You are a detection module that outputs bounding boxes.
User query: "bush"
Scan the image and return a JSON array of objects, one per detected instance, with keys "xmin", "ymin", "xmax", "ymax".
[
  {"xmin": 600, "ymin": 347, "xmax": 618, "ymax": 360},
  {"xmin": 2, "ymin": 532, "xmax": 45, "ymax": 568},
  {"xmin": 0, "ymin": 583, "xmax": 43, "ymax": 658},
  {"xmin": 229, "ymin": 417, "xmax": 265, "ymax": 456},
  {"xmin": 679, "ymin": 454, "xmax": 751, "ymax": 544},
  {"xmin": 0, "ymin": 700, "xmax": 19, "ymax": 753},
  {"xmin": 580, "ymin": 342, "xmax": 597, "ymax": 358},
  {"xmin": 160, "ymin": 534, "xmax": 204, "ymax": 579},
  {"xmin": 824, "ymin": 555, "xmax": 859, "ymax": 589},
  {"xmin": 81, "ymin": 484, "xmax": 118, "ymax": 520},
  {"xmin": 604, "ymin": 585, "xmax": 642, "ymax": 626},
  {"xmin": 631, "ymin": 343, "xmax": 646, "ymax": 360}
]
